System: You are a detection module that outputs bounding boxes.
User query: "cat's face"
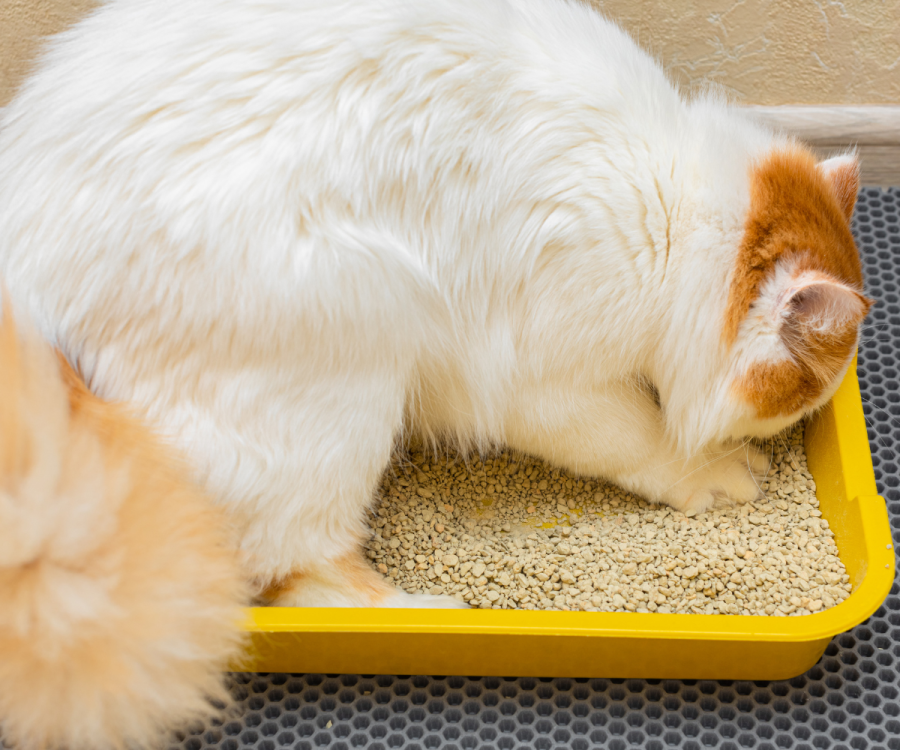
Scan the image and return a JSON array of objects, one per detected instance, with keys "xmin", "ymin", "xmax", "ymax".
[{"xmin": 724, "ymin": 148, "xmax": 870, "ymax": 439}]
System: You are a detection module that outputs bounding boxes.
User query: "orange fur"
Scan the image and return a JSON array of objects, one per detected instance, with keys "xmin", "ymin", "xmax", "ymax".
[
  {"xmin": 335, "ymin": 553, "xmax": 394, "ymax": 603},
  {"xmin": 737, "ymin": 294, "xmax": 869, "ymax": 419},
  {"xmin": 727, "ymin": 147, "xmax": 870, "ymax": 418},
  {"xmin": 724, "ymin": 146, "xmax": 864, "ymax": 346},
  {"xmin": 0, "ymin": 301, "xmax": 248, "ymax": 750},
  {"xmin": 736, "ymin": 360, "xmax": 809, "ymax": 420},
  {"xmin": 262, "ymin": 552, "xmax": 393, "ymax": 606}
]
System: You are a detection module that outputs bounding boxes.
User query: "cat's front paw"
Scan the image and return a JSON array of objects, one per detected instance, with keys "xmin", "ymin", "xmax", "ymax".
[{"xmin": 661, "ymin": 442, "xmax": 768, "ymax": 514}]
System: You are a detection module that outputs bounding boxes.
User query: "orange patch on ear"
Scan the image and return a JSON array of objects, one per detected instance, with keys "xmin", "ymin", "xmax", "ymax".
[{"xmin": 723, "ymin": 146, "xmax": 864, "ymax": 347}]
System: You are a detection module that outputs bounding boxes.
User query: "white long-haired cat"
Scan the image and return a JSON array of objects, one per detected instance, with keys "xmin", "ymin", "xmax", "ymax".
[{"xmin": 0, "ymin": 0, "xmax": 869, "ymax": 742}]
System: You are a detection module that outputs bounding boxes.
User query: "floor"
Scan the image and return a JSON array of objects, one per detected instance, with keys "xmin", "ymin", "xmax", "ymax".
[{"xmin": 132, "ymin": 188, "xmax": 900, "ymax": 750}]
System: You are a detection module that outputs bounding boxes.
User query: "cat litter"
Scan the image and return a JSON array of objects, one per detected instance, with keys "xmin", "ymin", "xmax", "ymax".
[{"xmin": 364, "ymin": 422, "xmax": 853, "ymax": 615}]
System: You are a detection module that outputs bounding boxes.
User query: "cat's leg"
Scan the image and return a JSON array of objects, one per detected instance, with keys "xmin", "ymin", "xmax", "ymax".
[
  {"xmin": 504, "ymin": 380, "xmax": 767, "ymax": 514},
  {"xmin": 183, "ymin": 361, "xmax": 466, "ymax": 610},
  {"xmin": 261, "ymin": 551, "xmax": 466, "ymax": 608}
]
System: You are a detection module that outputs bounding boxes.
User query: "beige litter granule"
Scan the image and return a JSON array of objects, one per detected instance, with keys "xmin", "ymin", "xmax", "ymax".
[{"xmin": 364, "ymin": 423, "xmax": 852, "ymax": 615}]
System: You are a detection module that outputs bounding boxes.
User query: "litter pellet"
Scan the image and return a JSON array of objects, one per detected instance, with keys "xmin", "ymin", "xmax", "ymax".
[{"xmin": 364, "ymin": 423, "xmax": 852, "ymax": 615}]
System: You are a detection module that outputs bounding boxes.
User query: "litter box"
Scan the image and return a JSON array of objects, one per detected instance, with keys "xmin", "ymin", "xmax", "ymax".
[{"xmin": 240, "ymin": 356, "xmax": 895, "ymax": 680}]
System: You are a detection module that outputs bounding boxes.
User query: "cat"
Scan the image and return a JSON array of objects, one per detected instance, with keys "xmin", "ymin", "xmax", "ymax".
[
  {"xmin": 0, "ymin": 0, "xmax": 869, "ymax": 619},
  {"xmin": 0, "ymin": 298, "xmax": 247, "ymax": 750}
]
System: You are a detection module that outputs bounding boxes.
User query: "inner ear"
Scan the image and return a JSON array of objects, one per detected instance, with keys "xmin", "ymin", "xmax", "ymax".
[
  {"xmin": 818, "ymin": 154, "xmax": 860, "ymax": 222},
  {"xmin": 777, "ymin": 272, "xmax": 871, "ymax": 336}
]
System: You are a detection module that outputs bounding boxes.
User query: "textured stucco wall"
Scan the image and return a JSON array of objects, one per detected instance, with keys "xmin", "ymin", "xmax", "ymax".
[
  {"xmin": 593, "ymin": 0, "xmax": 900, "ymax": 105},
  {"xmin": 0, "ymin": 0, "xmax": 898, "ymax": 107},
  {"xmin": 0, "ymin": 0, "xmax": 97, "ymax": 106}
]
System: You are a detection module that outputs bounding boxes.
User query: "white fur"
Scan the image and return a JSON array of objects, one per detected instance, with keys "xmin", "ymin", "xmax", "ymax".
[{"xmin": 0, "ymin": 0, "xmax": 824, "ymax": 603}]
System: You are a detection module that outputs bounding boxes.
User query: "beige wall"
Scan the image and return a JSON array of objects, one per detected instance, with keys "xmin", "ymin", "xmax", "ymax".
[
  {"xmin": 1, "ymin": 0, "xmax": 97, "ymax": 106},
  {"xmin": 1, "ymin": 0, "xmax": 898, "ymax": 107},
  {"xmin": 594, "ymin": 0, "xmax": 900, "ymax": 105}
]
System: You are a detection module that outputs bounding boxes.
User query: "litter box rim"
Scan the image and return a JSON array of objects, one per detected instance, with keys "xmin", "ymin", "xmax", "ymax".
[{"xmin": 240, "ymin": 355, "xmax": 895, "ymax": 679}]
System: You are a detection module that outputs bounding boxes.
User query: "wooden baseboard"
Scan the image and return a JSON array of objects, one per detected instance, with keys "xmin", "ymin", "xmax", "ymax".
[{"xmin": 744, "ymin": 106, "xmax": 900, "ymax": 187}]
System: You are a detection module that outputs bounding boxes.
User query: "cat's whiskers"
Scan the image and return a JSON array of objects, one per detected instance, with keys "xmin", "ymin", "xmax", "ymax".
[
  {"xmin": 775, "ymin": 433, "xmax": 800, "ymax": 468},
  {"xmin": 856, "ymin": 395, "xmax": 899, "ymax": 448}
]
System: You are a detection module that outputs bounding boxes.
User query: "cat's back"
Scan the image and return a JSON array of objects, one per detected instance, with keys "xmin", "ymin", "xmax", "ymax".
[
  {"xmin": 0, "ymin": 0, "xmax": 669, "ymax": 195},
  {"xmin": 0, "ymin": 0, "xmax": 681, "ymax": 342}
]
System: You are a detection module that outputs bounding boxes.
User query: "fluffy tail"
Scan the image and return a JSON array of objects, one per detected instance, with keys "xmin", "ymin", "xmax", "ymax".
[{"xmin": 0, "ymin": 300, "xmax": 248, "ymax": 750}]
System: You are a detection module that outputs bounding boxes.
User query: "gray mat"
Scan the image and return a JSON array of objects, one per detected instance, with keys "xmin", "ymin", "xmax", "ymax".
[{"xmin": 173, "ymin": 188, "xmax": 899, "ymax": 750}]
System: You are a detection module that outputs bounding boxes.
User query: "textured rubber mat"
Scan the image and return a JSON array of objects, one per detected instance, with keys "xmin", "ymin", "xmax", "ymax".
[{"xmin": 158, "ymin": 187, "xmax": 900, "ymax": 750}]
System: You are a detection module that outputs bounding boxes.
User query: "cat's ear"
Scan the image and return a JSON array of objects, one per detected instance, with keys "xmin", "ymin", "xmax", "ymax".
[
  {"xmin": 818, "ymin": 154, "xmax": 860, "ymax": 222},
  {"xmin": 773, "ymin": 269, "xmax": 871, "ymax": 340}
]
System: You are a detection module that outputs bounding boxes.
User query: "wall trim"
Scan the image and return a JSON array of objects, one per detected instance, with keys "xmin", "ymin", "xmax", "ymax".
[{"xmin": 743, "ymin": 105, "xmax": 900, "ymax": 187}]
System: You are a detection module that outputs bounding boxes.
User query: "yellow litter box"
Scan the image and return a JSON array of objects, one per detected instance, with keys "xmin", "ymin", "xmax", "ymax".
[{"xmin": 240, "ymin": 357, "xmax": 895, "ymax": 680}]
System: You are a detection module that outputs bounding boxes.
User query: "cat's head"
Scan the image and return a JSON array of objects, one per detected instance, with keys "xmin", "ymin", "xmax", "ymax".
[{"xmin": 722, "ymin": 147, "xmax": 871, "ymax": 440}]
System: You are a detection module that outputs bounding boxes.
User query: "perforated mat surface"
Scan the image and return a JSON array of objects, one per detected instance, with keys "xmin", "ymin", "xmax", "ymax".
[{"xmin": 156, "ymin": 187, "xmax": 900, "ymax": 750}]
